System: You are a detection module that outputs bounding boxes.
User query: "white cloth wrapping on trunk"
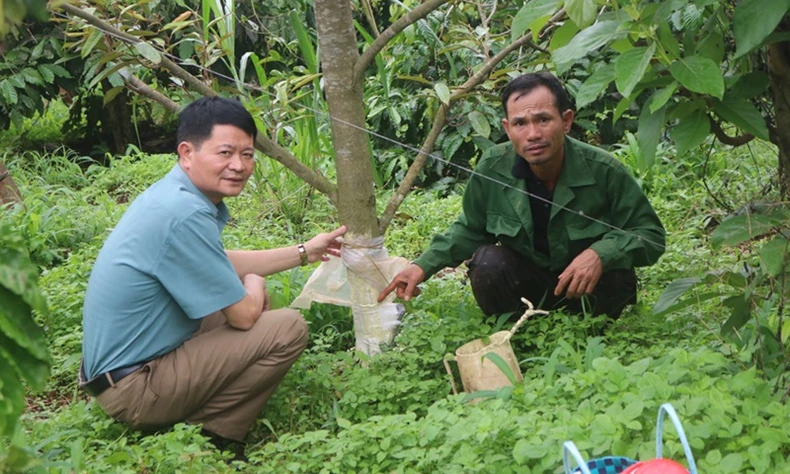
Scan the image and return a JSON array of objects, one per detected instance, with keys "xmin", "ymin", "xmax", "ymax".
[{"xmin": 291, "ymin": 236, "xmax": 408, "ymax": 354}]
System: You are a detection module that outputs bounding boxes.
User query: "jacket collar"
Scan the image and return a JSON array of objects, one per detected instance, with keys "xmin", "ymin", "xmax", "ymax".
[{"xmin": 495, "ymin": 136, "xmax": 597, "ymax": 220}]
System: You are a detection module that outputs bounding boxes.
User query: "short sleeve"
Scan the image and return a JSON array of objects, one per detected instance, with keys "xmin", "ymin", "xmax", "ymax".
[{"xmin": 153, "ymin": 210, "xmax": 246, "ymax": 319}]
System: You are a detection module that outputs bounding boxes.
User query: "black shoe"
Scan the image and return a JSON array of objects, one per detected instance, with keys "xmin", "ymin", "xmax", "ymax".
[{"xmin": 201, "ymin": 429, "xmax": 248, "ymax": 463}]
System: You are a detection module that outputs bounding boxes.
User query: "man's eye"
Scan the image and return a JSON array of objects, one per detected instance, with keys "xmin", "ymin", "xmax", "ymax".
[{"xmin": 220, "ymin": 150, "xmax": 232, "ymax": 156}]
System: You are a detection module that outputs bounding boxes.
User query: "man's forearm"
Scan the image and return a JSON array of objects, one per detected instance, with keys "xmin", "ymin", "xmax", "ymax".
[{"xmin": 226, "ymin": 248, "xmax": 302, "ymax": 277}]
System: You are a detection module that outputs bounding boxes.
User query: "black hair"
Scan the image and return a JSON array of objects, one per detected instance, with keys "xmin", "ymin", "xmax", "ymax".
[
  {"xmin": 501, "ymin": 72, "xmax": 574, "ymax": 117},
  {"xmin": 176, "ymin": 96, "xmax": 257, "ymax": 149}
]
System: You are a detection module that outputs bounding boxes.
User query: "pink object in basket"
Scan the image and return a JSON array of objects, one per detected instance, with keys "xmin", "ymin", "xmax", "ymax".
[{"xmin": 621, "ymin": 458, "xmax": 689, "ymax": 474}]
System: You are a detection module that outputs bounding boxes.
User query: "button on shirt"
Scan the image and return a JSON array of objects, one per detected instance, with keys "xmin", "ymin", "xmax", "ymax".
[{"xmin": 82, "ymin": 164, "xmax": 246, "ymax": 380}]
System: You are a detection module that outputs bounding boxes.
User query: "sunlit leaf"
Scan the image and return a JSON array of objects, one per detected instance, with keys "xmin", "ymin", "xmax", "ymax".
[
  {"xmin": 468, "ymin": 111, "xmax": 491, "ymax": 139},
  {"xmin": 615, "ymin": 44, "xmax": 656, "ymax": 98},
  {"xmin": 511, "ymin": 0, "xmax": 561, "ymax": 43},
  {"xmin": 133, "ymin": 42, "xmax": 162, "ymax": 65},
  {"xmin": 434, "ymin": 82, "xmax": 451, "ymax": 105},
  {"xmin": 669, "ymin": 55, "xmax": 724, "ymax": 99}
]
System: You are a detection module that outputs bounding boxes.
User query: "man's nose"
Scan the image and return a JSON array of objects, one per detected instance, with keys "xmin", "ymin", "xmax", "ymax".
[
  {"xmin": 227, "ymin": 153, "xmax": 244, "ymax": 170},
  {"xmin": 525, "ymin": 123, "xmax": 541, "ymax": 141}
]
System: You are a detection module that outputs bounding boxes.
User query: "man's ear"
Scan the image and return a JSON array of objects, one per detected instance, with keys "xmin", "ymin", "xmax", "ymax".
[
  {"xmin": 561, "ymin": 109, "xmax": 574, "ymax": 133},
  {"xmin": 501, "ymin": 117, "xmax": 511, "ymax": 140},
  {"xmin": 177, "ymin": 141, "xmax": 193, "ymax": 169}
]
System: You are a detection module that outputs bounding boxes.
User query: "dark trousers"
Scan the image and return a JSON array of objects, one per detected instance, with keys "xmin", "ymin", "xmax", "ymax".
[{"xmin": 467, "ymin": 244, "xmax": 637, "ymax": 318}]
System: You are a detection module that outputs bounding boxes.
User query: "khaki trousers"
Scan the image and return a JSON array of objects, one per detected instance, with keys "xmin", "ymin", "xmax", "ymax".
[{"xmin": 96, "ymin": 308, "xmax": 307, "ymax": 441}]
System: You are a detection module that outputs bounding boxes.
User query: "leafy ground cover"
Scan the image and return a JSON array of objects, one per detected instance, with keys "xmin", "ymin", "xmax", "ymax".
[{"xmin": 2, "ymin": 116, "xmax": 790, "ymax": 472}]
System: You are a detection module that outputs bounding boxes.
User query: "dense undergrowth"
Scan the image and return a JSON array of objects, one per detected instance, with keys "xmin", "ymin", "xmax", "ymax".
[{"xmin": 2, "ymin": 110, "xmax": 790, "ymax": 472}]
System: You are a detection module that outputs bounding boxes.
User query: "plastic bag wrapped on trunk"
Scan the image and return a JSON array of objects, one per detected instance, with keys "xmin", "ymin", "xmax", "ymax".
[{"xmin": 291, "ymin": 235, "xmax": 408, "ymax": 355}]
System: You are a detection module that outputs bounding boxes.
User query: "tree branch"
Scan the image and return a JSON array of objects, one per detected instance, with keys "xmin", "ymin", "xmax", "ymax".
[
  {"xmin": 354, "ymin": 0, "xmax": 449, "ymax": 84},
  {"xmin": 379, "ymin": 105, "xmax": 448, "ymax": 233},
  {"xmin": 378, "ymin": 13, "xmax": 561, "ymax": 232},
  {"xmin": 59, "ymin": 4, "xmax": 338, "ymax": 203},
  {"xmin": 361, "ymin": 0, "xmax": 380, "ymax": 37},
  {"xmin": 709, "ymin": 116, "xmax": 756, "ymax": 147}
]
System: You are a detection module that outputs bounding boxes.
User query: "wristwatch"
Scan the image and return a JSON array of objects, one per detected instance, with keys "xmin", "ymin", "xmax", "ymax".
[{"xmin": 297, "ymin": 243, "xmax": 308, "ymax": 266}]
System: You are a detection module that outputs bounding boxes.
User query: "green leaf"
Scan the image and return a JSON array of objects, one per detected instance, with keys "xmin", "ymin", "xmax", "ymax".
[
  {"xmin": 0, "ymin": 80, "xmax": 18, "ymax": 105},
  {"xmin": 468, "ymin": 111, "xmax": 491, "ymax": 139},
  {"xmin": 711, "ymin": 214, "xmax": 780, "ymax": 249},
  {"xmin": 565, "ymin": 0, "xmax": 596, "ymax": 29},
  {"xmin": 36, "ymin": 65, "xmax": 54, "ymax": 84},
  {"xmin": 133, "ymin": 42, "xmax": 162, "ymax": 65},
  {"xmin": 728, "ymin": 71, "xmax": 770, "ymax": 100},
  {"xmin": 759, "ymin": 237, "xmax": 790, "ymax": 277},
  {"xmin": 648, "ymin": 82, "xmax": 677, "ymax": 114},
  {"xmin": 669, "ymin": 55, "xmax": 724, "ymax": 99},
  {"xmin": 512, "ymin": 439, "xmax": 548, "ymax": 464},
  {"xmin": 46, "ymin": 64, "xmax": 71, "ymax": 78},
  {"xmin": 696, "ymin": 32, "xmax": 725, "ymax": 63},
  {"xmin": 670, "ymin": 108, "xmax": 710, "ymax": 155},
  {"xmin": 712, "ymin": 95, "xmax": 770, "ymax": 141},
  {"xmin": 434, "ymin": 82, "xmax": 451, "ymax": 106},
  {"xmin": 81, "ymin": 28, "xmax": 103, "ymax": 59},
  {"xmin": 21, "ymin": 67, "xmax": 43, "ymax": 86},
  {"xmin": 483, "ymin": 352, "xmax": 519, "ymax": 385},
  {"xmin": 575, "ymin": 63, "xmax": 615, "ymax": 109},
  {"xmin": 0, "ymin": 351, "xmax": 25, "ymax": 437},
  {"xmin": 733, "ymin": 0, "xmax": 790, "ymax": 58},
  {"xmin": 720, "ymin": 453, "xmax": 744, "ymax": 474},
  {"xmin": 615, "ymin": 44, "xmax": 656, "ymax": 98},
  {"xmin": 636, "ymin": 100, "xmax": 666, "ymax": 170},
  {"xmin": 290, "ymin": 10, "xmax": 318, "ymax": 75},
  {"xmin": 511, "ymin": 0, "xmax": 561, "ymax": 43},
  {"xmin": 553, "ymin": 20, "xmax": 629, "ymax": 70},
  {"xmin": 653, "ymin": 277, "xmax": 703, "ymax": 315},
  {"xmin": 721, "ymin": 296, "xmax": 751, "ymax": 337}
]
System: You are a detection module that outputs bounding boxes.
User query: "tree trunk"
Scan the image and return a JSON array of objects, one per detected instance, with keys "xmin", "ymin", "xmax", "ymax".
[
  {"xmin": 768, "ymin": 40, "xmax": 790, "ymax": 198},
  {"xmin": 101, "ymin": 80, "xmax": 135, "ymax": 155},
  {"xmin": 0, "ymin": 159, "xmax": 21, "ymax": 205},
  {"xmin": 314, "ymin": 0, "xmax": 379, "ymax": 238}
]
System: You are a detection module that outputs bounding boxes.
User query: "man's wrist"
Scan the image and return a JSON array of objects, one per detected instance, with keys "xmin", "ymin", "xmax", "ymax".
[{"xmin": 297, "ymin": 243, "xmax": 309, "ymax": 266}]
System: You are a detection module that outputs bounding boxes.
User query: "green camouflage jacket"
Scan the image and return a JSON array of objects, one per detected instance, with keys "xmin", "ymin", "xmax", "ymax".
[{"xmin": 413, "ymin": 136, "xmax": 666, "ymax": 278}]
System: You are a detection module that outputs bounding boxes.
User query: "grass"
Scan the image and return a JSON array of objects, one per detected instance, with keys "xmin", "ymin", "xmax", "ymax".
[{"xmin": 1, "ymin": 127, "xmax": 789, "ymax": 472}]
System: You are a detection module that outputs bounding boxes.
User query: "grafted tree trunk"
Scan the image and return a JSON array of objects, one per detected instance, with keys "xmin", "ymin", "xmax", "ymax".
[
  {"xmin": 768, "ymin": 40, "xmax": 790, "ymax": 198},
  {"xmin": 315, "ymin": 0, "xmax": 379, "ymax": 238},
  {"xmin": 0, "ymin": 160, "xmax": 21, "ymax": 205}
]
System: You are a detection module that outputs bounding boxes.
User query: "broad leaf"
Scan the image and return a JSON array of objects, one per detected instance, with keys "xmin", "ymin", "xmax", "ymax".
[
  {"xmin": 553, "ymin": 20, "xmax": 629, "ymax": 70},
  {"xmin": 721, "ymin": 295, "xmax": 751, "ymax": 336},
  {"xmin": 434, "ymin": 82, "xmax": 451, "ymax": 106},
  {"xmin": 575, "ymin": 63, "xmax": 615, "ymax": 109},
  {"xmin": 653, "ymin": 277, "xmax": 702, "ymax": 315},
  {"xmin": 712, "ymin": 95, "xmax": 770, "ymax": 141},
  {"xmin": 468, "ymin": 111, "xmax": 491, "ymax": 139},
  {"xmin": 649, "ymin": 82, "xmax": 677, "ymax": 114},
  {"xmin": 0, "ymin": 352, "xmax": 25, "ymax": 437},
  {"xmin": 669, "ymin": 56, "xmax": 724, "ymax": 99},
  {"xmin": 696, "ymin": 32, "xmax": 725, "ymax": 63},
  {"xmin": 134, "ymin": 42, "xmax": 162, "ymax": 65},
  {"xmin": 615, "ymin": 44, "xmax": 656, "ymax": 98},
  {"xmin": 711, "ymin": 214, "xmax": 780, "ymax": 249},
  {"xmin": 0, "ymin": 80, "xmax": 17, "ymax": 105},
  {"xmin": 733, "ymin": 0, "xmax": 790, "ymax": 58},
  {"xmin": 565, "ymin": 0, "xmax": 597, "ymax": 29},
  {"xmin": 670, "ymin": 108, "xmax": 710, "ymax": 155},
  {"xmin": 636, "ymin": 100, "xmax": 666, "ymax": 170},
  {"xmin": 728, "ymin": 71, "xmax": 770, "ymax": 100},
  {"xmin": 511, "ymin": 0, "xmax": 561, "ymax": 42},
  {"xmin": 759, "ymin": 237, "xmax": 790, "ymax": 277}
]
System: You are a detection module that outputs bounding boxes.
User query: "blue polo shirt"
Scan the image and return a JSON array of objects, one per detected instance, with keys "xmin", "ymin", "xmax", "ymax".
[{"xmin": 82, "ymin": 164, "xmax": 246, "ymax": 380}]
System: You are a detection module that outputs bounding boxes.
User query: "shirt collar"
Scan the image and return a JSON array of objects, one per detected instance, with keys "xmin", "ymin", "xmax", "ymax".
[{"xmin": 168, "ymin": 163, "xmax": 231, "ymax": 224}]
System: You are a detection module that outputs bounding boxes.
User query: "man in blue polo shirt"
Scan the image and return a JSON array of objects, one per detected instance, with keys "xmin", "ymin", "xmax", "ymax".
[{"xmin": 80, "ymin": 96, "xmax": 345, "ymax": 455}]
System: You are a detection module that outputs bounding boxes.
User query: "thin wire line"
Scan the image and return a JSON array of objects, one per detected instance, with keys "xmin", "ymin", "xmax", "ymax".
[{"xmin": 53, "ymin": 9, "xmax": 667, "ymax": 251}]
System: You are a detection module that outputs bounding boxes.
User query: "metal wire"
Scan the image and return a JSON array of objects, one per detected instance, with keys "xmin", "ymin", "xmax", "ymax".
[{"xmin": 52, "ymin": 8, "xmax": 667, "ymax": 252}]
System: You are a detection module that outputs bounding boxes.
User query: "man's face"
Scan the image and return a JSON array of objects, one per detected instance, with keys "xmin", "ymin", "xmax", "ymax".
[
  {"xmin": 178, "ymin": 124, "xmax": 255, "ymax": 204},
  {"xmin": 502, "ymin": 85, "xmax": 574, "ymax": 168}
]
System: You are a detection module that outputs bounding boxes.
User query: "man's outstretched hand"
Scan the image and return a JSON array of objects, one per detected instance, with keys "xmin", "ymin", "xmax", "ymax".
[
  {"xmin": 304, "ymin": 225, "xmax": 347, "ymax": 263},
  {"xmin": 554, "ymin": 248, "xmax": 603, "ymax": 299},
  {"xmin": 378, "ymin": 264, "xmax": 425, "ymax": 302}
]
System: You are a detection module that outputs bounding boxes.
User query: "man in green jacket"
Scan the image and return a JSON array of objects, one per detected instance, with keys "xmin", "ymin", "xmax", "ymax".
[{"xmin": 379, "ymin": 72, "xmax": 665, "ymax": 318}]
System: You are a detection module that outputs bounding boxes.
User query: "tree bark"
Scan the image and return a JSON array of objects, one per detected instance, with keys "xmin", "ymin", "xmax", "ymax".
[
  {"xmin": 101, "ymin": 80, "xmax": 135, "ymax": 154},
  {"xmin": 0, "ymin": 160, "xmax": 21, "ymax": 205},
  {"xmin": 768, "ymin": 40, "xmax": 790, "ymax": 198},
  {"xmin": 315, "ymin": 0, "xmax": 379, "ymax": 237}
]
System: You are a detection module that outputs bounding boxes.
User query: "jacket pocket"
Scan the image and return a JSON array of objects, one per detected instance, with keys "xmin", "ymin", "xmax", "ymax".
[
  {"xmin": 486, "ymin": 212, "xmax": 524, "ymax": 239},
  {"xmin": 566, "ymin": 219, "xmax": 610, "ymax": 241}
]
